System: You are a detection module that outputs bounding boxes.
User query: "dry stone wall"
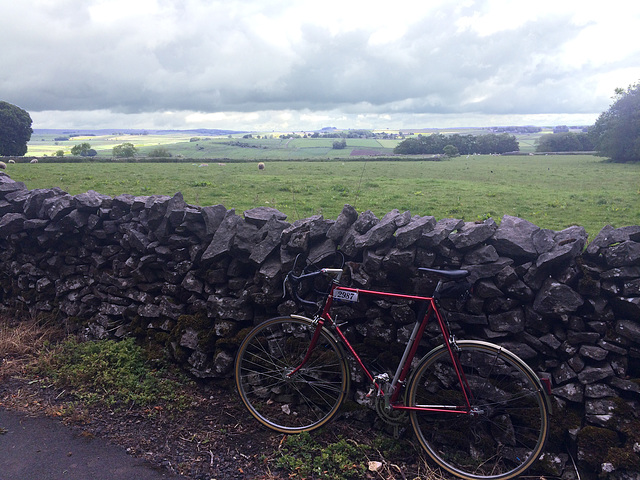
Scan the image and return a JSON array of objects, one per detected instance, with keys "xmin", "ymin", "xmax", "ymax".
[{"xmin": 1, "ymin": 171, "xmax": 639, "ymax": 479}]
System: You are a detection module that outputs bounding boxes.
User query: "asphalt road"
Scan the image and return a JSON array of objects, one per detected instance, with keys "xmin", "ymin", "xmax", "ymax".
[{"xmin": 0, "ymin": 408, "xmax": 184, "ymax": 480}]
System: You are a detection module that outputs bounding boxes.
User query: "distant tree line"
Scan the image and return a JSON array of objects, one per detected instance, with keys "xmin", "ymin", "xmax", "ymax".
[
  {"xmin": 535, "ymin": 132, "xmax": 594, "ymax": 153},
  {"xmin": 394, "ymin": 133, "xmax": 519, "ymax": 155},
  {"xmin": 277, "ymin": 129, "xmax": 401, "ymax": 140}
]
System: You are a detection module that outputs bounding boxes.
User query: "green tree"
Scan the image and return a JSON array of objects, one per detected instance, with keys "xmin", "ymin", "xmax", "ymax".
[
  {"xmin": 71, "ymin": 142, "xmax": 92, "ymax": 156},
  {"xmin": 113, "ymin": 142, "xmax": 137, "ymax": 158},
  {"xmin": 55, "ymin": 150, "xmax": 65, "ymax": 157},
  {"xmin": 0, "ymin": 101, "xmax": 33, "ymax": 156},
  {"xmin": 393, "ymin": 137, "xmax": 424, "ymax": 154},
  {"xmin": 590, "ymin": 81, "xmax": 640, "ymax": 162},
  {"xmin": 443, "ymin": 144, "xmax": 459, "ymax": 157},
  {"xmin": 332, "ymin": 139, "xmax": 347, "ymax": 149}
]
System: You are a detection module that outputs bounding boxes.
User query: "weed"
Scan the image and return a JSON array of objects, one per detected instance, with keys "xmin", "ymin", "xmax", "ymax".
[
  {"xmin": 477, "ymin": 212, "xmax": 494, "ymax": 221},
  {"xmin": 274, "ymin": 431, "xmax": 368, "ymax": 480},
  {"xmin": 272, "ymin": 429, "xmax": 450, "ymax": 480},
  {"xmin": 33, "ymin": 337, "xmax": 192, "ymax": 411}
]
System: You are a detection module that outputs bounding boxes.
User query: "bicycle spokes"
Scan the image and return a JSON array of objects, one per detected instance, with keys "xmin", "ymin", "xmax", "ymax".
[
  {"xmin": 236, "ymin": 317, "xmax": 349, "ymax": 433},
  {"xmin": 409, "ymin": 342, "xmax": 549, "ymax": 480}
]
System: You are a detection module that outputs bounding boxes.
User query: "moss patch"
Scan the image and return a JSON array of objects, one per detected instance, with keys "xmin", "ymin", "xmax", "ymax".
[{"xmin": 577, "ymin": 426, "xmax": 620, "ymax": 469}]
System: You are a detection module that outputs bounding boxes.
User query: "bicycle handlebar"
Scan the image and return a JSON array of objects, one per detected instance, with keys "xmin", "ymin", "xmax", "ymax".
[
  {"xmin": 286, "ymin": 268, "xmax": 342, "ymax": 284},
  {"xmin": 284, "ymin": 268, "xmax": 343, "ymax": 307}
]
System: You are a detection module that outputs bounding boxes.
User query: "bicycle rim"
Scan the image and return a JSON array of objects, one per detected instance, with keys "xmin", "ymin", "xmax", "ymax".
[
  {"xmin": 408, "ymin": 341, "xmax": 549, "ymax": 480},
  {"xmin": 235, "ymin": 316, "xmax": 349, "ymax": 433}
]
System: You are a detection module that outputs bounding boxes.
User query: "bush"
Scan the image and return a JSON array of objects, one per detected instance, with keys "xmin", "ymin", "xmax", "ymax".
[{"xmin": 148, "ymin": 146, "xmax": 172, "ymax": 158}]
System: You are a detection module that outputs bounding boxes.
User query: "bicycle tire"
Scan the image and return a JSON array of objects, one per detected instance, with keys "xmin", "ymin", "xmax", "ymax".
[
  {"xmin": 408, "ymin": 340, "xmax": 549, "ymax": 480},
  {"xmin": 235, "ymin": 316, "xmax": 350, "ymax": 433}
]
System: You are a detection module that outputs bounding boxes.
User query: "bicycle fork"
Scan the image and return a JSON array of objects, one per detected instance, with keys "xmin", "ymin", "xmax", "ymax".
[{"xmin": 285, "ymin": 315, "xmax": 326, "ymax": 378}]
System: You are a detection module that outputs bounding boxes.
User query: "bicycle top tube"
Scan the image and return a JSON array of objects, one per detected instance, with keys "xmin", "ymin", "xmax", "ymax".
[{"xmin": 331, "ymin": 285, "xmax": 433, "ymax": 303}]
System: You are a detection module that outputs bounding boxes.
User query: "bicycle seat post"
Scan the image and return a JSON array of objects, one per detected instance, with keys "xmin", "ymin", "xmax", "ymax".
[{"xmin": 432, "ymin": 279, "xmax": 445, "ymax": 302}]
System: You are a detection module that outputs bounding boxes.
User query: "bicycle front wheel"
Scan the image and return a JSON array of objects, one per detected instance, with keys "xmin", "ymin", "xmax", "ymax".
[
  {"xmin": 235, "ymin": 316, "xmax": 349, "ymax": 433},
  {"xmin": 408, "ymin": 341, "xmax": 549, "ymax": 480}
]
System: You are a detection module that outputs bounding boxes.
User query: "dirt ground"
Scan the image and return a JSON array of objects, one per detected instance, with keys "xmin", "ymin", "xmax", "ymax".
[{"xmin": 0, "ymin": 370, "xmax": 434, "ymax": 480}]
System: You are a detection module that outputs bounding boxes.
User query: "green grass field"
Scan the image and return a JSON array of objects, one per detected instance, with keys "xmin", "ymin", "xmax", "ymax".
[{"xmin": 5, "ymin": 154, "xmax": 639, "ymax": 238}]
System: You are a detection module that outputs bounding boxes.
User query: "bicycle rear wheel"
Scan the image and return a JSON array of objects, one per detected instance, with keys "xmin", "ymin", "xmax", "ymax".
[
  {"xmin": 408, "ymin": 340, "xmax": 549, "ymax": 480},
  {"xmin": 235, "ymin": 316, "xmax": 349, "ymax": 433}
]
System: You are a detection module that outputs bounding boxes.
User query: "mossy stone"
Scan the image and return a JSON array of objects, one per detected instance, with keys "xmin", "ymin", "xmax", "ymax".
[{"xmin": 576, "ymin": 426, "xmax": 619, "ymax": 468}]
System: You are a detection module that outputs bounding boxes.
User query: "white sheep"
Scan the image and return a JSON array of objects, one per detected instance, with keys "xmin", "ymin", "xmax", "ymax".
[
  {"xmin": 258, "ymin": 162, "xmax": 265, "ymax": 170},
  {"xmin": 8, "ymin": 159, "xmax": 15, "ymax": 164},
  {"xmin": 30, "ymin": 159, "xmax": 38, "ymax": 164},
  {"xmin": 0, "ymin": 161, "xmax": 6, "ymax": 169}
]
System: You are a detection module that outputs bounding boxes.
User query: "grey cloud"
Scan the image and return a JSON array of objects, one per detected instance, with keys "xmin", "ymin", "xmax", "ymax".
[
  {"xmin": 1, "ymin": 0, "xmax": 637, "ymax": 128},
  {"xmin": 266, "ymin": 15, "xmax": 587, "ymax": 117}
]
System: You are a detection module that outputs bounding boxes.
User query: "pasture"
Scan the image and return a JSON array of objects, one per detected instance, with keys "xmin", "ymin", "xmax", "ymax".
[{"xmin": 5, "ymin": 155, "xmax": 639, "ymax": 238}]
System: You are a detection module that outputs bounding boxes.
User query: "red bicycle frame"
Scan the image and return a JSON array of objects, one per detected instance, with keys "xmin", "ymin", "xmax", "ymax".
[{"xmin": 289, "ymin": 277, "xmax": 475, "ymax": 415}]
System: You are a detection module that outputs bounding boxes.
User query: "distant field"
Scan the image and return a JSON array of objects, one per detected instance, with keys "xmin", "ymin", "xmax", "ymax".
[
  {"xmin": 27, "ymin": 132, "xmax": 198, "ymax": 157},
  {"xmin": 26, "ymin": 128, "xmax": 556, "ymax": 159},
  {"xmin": 6, "ymin": 155, "xmax": 639, "ymax": 238},
  {"xmin": 27, "ymin": 131, "xmax": 396, "ymax": 159}
]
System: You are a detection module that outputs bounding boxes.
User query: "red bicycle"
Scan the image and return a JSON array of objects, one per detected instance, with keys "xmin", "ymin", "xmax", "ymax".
[{"xmin": 235, "ymin": 260, "xmax": 551, "ymax": 480}]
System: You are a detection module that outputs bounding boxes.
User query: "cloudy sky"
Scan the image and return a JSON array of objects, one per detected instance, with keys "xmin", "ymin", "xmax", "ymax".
[{"xmin": 2, "ymin": 0, "xmax": 640, "ymax": 131}]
